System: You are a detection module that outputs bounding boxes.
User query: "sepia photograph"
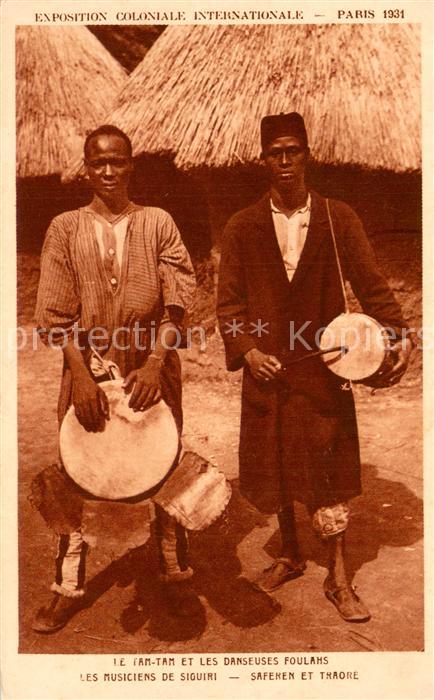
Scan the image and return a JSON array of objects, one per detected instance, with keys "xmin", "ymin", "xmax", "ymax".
[{"xmin": 1, "ymin": 1, "xmax": 432, "ymax": 698}]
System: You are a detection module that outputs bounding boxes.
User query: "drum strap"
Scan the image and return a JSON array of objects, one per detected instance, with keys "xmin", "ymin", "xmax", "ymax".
[
  {"xmin": 326, "ymin": 198, "xmax": 350, "ymax": 314},
  {"xmin": 90, "ymin": 345, "xmax": 121, "ymax": 380},
  {"xmin": 325, "ymin": 199, "xmax": 353, "ymax": 391}
]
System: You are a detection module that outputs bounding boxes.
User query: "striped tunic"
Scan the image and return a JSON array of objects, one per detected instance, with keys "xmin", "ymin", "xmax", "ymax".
[{"xmin": 35, "ymin": 204, "xmax": 195, "ymax": 425}]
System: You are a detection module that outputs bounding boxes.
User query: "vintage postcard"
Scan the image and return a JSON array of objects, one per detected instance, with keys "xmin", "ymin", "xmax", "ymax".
[{"xmin": 1, "ymin": 0, "xmax": 433, "ymax": 698}]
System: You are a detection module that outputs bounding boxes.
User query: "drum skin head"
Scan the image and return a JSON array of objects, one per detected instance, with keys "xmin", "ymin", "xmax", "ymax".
[
  {"xmin": 60, "ymin": 380, "xmax": 179, "ymax": 500},
  {"xmin": 320, "ymin": 313, "xmax": 389, "ymax": 381}
]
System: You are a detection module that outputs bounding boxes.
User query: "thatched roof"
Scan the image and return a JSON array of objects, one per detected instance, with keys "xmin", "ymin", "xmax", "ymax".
[
  {"xmin": 16, "ymin": 26, "xmax": 127, "ymax": 178},
  {"xmin": 79, "ymin": 23, "xmax": 420, "ymax": 173},
  {"xmin": 87, "ymin": 26, "xmax": 166, "ymax": 73}
]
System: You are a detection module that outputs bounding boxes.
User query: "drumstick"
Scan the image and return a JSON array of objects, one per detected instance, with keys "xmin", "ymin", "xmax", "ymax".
[{"xmin": 280, "ymin": 345, "xmax": 347, "ymax": 371}]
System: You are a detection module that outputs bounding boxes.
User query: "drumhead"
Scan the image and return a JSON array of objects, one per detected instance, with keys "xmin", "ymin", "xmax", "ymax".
[
  {"xmin": 60, "ymin": 380, "xmax": 179, "ymax": 500},
  {"xmin": 319, "ymin": 313, "xmax": 389, "ymax": 381}
]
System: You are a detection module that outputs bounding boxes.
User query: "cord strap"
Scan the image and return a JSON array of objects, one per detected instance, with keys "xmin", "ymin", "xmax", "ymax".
[{"xmin": 325, "ymin": 198, "xmax": 350, "ymax": 314}]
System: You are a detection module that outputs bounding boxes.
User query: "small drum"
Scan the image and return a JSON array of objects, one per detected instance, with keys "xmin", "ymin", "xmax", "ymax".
[
  {"xmin": 153, "ymin": 451, "xmax": 232, "ymax": 530},
  {"xmin": 60, "ymin": 380, "xmax": 179, "ymax": 500},
  {"xmin": 319, "ymin": 312, "xmax": 394, "ymax": 383}
]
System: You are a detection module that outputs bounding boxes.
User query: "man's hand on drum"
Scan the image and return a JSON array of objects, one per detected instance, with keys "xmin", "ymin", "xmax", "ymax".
[
  {"xmin": 72, "ymin": 374, "xmax": 110, "ymax": 432},
  {"xmin": 371, "ymin": 336, "xmax": 413, "ymax": 388},
  {"xmin": 123, "ymin": 355, "xmax": 162, "ymax": 411},
  {"xmin": 244, "ymin": 348, "xmax": 282, "ymax": 382}
]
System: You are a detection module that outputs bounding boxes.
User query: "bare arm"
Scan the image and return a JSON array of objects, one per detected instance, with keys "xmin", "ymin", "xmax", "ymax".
[
  {"xmin": 123, "ymin": 211, "xmax": 195, "ymax": 411},
  {"xmin": 63, "ymin": 341, "xmax": 109, "ymax": 431},
  {"xmin": 123, "ymin": 313, "xmax": 181, "ymax": 411}
]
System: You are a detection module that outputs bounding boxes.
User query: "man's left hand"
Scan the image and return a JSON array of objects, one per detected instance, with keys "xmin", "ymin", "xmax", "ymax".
[
  {"xmin": 371, "ymin": 337, "xmax": 413, "ymax": 388},
  {"xmin": 123, "ymin": 356, "xmax": 162, "ymax": 411}
]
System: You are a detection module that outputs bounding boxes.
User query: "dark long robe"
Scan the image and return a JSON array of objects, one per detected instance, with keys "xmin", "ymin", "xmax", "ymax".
[{"xmin": 217, "ymin": 191, "xmax": 406, "ymax": 513}]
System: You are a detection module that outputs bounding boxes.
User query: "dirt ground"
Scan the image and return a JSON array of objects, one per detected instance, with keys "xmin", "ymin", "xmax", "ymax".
[{"xmin": 18, "ymin": 330, "xmax": 423, "ymax": 654}]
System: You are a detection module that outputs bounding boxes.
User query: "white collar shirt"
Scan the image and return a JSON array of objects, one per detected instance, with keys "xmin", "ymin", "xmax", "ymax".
[{"xmin": 270, "ymin": 193, "xmax": 311, "ymax": 282}]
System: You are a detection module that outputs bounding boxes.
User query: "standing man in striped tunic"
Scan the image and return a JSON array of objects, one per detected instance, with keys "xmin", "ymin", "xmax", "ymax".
[{"xmin": 33, "ymin": 125, "xmax": 197, "ymax": 633}]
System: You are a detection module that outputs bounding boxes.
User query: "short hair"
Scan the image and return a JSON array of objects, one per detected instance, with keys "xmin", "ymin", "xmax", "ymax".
[{"xmin": 84, "ymin": 125, "xmax": 133, "ymax": 159}]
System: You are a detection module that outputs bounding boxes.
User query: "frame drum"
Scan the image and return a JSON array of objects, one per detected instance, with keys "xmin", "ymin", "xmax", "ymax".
[
  {"xmin": 153, "ymin": 451, "xmax": 232, "ymax": 530},
  {"xmin": 60, "ymin": 380, "xmax": 179, "ymax": 500},
  {"xmin": 319, "ymin": 312, "xmax": 392, "ymax": 383}
]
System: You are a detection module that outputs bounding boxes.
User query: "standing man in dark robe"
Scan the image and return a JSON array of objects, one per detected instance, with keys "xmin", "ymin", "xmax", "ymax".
[{"xmin": 217, "ymin": 113, "xmax": 413, "ymax": 621}]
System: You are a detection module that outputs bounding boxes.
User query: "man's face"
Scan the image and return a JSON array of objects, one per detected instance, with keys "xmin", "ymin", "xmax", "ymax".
[
  {"xmin": 262, "ymin": 136, "xmax": 309, "ymax": 194},
  {"xmin": 85, "ymin": 134, "xmax": 133, "ymax": 199}
]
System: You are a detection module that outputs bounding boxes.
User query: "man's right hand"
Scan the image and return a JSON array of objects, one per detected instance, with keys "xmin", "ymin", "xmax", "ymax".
[
  {"xmin": 244, "ymin": 348, "xmax": 282, "ymax": 382},
  {"xmin": 71, "ymin": 375, "xmax": 110, "ymax": 432}
]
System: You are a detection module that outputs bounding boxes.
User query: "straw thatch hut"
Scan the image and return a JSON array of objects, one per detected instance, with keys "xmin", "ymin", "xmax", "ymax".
[
  {"xmin": 98, "ymin": 22, "xmax": 419, "ymax": 354},
  {"xmin": 93, "ymin": 23, "xmax": 420, "ymax": 173},
  {"xmin": 16, "ymin": 26, "xmax": 127, "ymax": 178},
  {"xmin": 88, "ymin": 26, "xmax": 166, "ymax": 73},
  {"xmin": 25, "ymin": 24, "xmax": 421, "ymax": 356},
  {"xmin": 16, "ymin": 25, "xmax": 128, "ymax": 259}
]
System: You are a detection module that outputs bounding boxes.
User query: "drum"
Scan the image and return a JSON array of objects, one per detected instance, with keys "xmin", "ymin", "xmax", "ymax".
[
  {"xmin": 319, "ymin": 312, "xmax": 393, "ymax": 383},
  {"xmin": 59, "ymin": 380, "xmax": 179, "ymax": 500},
  {"xmin": 153, "ymin": 451, "xmax": 232, "ymax": 530}
]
